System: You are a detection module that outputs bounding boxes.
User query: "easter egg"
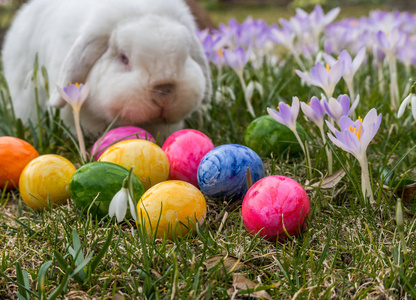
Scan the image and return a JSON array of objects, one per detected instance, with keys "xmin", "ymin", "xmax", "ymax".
[
  {"xmin": 242, "ymin": 175, "xmax": 310, "ymax": 241},
  {"xmin": 197, "ymin": 144, "xmax": 265, "ymax": 201},
  {"xmin": 91, "ymin": 126, "xmax": 155, "ymax": 161},
  {"xmin": 0, "ymin": 136, "xmax": 39, "ymax": 189},
  {"xmin": 162, "ymin": 129, "xmax": 214, "ymax": 187},
  {"xmin": 243, "ymin": 115, "xmax": 305, "ymax": 158},
  {"xmin": 19, "ymin": 155, "xmax": 76, "ymax": 210},
  {"xmin": 69, "ymin": 162, "xmax": 145, "ymax": 218},
  {"xmin": 137, "ymin": 180, "xmax": 207, "ymax": 239},
  {"xmin": 99, "ymin": 139, "xmax": 169, "ymax": 190}
]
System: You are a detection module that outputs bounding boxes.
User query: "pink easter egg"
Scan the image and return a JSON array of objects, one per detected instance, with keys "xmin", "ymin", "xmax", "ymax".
[
  {"xmin": 242, "ymin": 175, "xmax": 310, "ymax": 241},
  {"xmin": 91, "ymin": 126, "xmax": 155, "ymax": 161},
  {"xmin": 162, "ymin": 129, "xmax": 214, "ymax": 187}
]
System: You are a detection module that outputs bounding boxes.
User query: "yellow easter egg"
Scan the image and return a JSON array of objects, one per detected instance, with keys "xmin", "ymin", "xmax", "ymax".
[
  {"xmin": 19, "ymin": 154, "xmax": 76, "ymax": 210},
  {"xmin": 99, "ymin": 139, "xmax": 169, "ymax": 190},
  {"xmin": 137, "ymin": 180, "xmax": 207, "ymax": 239}
]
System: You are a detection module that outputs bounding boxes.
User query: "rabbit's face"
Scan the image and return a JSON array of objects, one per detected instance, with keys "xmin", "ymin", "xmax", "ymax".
[{"xmin": 85, "ymin": 15, "xmax": 206, "ymax": 130}]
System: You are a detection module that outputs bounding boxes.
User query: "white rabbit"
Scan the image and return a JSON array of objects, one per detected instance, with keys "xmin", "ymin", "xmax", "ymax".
[{"xmin": 2, "ymin": 0, "xmax": 211, "ymax": 139}]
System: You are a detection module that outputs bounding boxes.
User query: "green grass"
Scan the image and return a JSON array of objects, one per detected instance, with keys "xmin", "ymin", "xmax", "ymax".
[{"xmin": 1, "ymin": 5, "xmax": 416, "ymax": 300}]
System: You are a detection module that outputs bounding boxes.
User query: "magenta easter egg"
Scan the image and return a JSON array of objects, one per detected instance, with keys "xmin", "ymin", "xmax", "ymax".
[
  {"xmin": 91, "ymin": 126, "xmax": 155, "ymax": 160},
  {"xmin": 242, "ymin": 176, "xmax": 310, "ymax": 241},
  {"xmin": 162, "ymin": 129, "xmax": 214, "ymax": 187}
]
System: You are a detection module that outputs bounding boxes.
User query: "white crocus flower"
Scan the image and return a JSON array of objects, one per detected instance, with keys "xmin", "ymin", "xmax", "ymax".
[
  {"xmin": 108, "ymin": 178, "xmax": 137, "ymax": 222},
  {"xmin": 397, "ymin": 93, "xmax": 416, "ymax": 119}
]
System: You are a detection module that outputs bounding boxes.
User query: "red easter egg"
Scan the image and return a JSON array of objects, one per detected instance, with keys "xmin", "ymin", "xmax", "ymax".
[
  {"xmin": 242, "ymin": 175, "xmax": 310, "ymax": 241},
  {"xmin": 162, "ymin": 129, "xmax": 214, "ymax": 187}
]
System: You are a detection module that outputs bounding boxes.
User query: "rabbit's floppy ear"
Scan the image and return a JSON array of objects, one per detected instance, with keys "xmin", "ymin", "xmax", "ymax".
[
  {"xmin": 190, "ymin": 34, "xmax": 212, "ymax": 104},
  {"xmin": 49, "ymin": 34, "xmax": 108, "ymax": 108}
]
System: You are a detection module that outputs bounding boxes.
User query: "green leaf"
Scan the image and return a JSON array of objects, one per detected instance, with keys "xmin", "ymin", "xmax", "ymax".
[
  {"xmin": 37, "ymin": 261, "xmax": 52, "ymax": 297},
  {"xmin": 89, "ymin": 227, "xmax": 114, "ymax": 277},
  {"xmin": 47, "ymin": 266, "xmax": 71, "ymax": 300},
  {"xmin": 15, "ymin": 262, "xmax": 30, "ymax": 300}
]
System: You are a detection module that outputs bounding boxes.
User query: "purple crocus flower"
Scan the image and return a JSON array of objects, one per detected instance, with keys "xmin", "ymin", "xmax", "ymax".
[
  {"xmin": 267, "ymin": 97, "xmax": 305, "ymax": 155},
  {"xmin": 223, "ymin": 46, "xmax": 250, "ymax": 76},
  {"xmin": 324, "ymin": 94, "xmax": 359, "ymax": 124},
  {"xmin": 57, "ymin": 82, "xmax": 89, "ymax": 110},
  {"xmin": 326, "ymin": 108, "xmax": 382, "ymax": 203},
  {"xmin": 57, "ymin": 82, "xmax": 90, "ymax": 162},
  {"xmin": 323, "ymin": 48, "xmax": 366, "ymax": 100},
  {"xmin": 295, "ymin": 60, "xmax": 343, "ymax": 99},
  {"xmin": 300, "ymin": 96, "xmax": 325, "ymax": 129},
  {"xmin": 376, "ymin": 29, "xmax": 406, "ymax": 56},
  {"xmin": 301, "ymin": 95, "xmax": 333, "ymax": 173}
]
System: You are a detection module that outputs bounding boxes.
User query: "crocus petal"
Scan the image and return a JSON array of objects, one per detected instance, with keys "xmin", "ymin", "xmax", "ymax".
[
  {"xmin": 352, "ymin": 47, "xmax": 366, "ymax": 73},
  {"xmin": 329, "ymin": 60, "xmax": 343, "ymax": 86},
  {"xmin": 348, "ymin": 94, "xmax": 360, "ymax": 116},
  {"xmin": 267, "ymin": 107, "xmax": 285, "ymax": 125},
  {"xmin": 323, "ymin": 53, "xmax": 337, "ymax": 67},
  {"xmin": 311, "ymin": 63, "xmax": 329, "ymax": 87},
  {"xmin": 338, "ymin": 115, "xmax": 355, "ymax": 131},
  {"xmin": 325, "ymin": 119, "xmax": 337, "ymax": 134},
  {"xmin": 338, "ymin": 95, "xmax": 351, "ymax": 116},
  {"xmin": 328, "ymin": 132, "xmax": 354, "ymax": 154},
  {"xmin": 278, "ymin": 102, "xmax": 294, "ymax": 127},
  {"xmin": 377, "ymin": 30, "xmax": 390, "ymax": 52},
  {"xmin": 56, "ymin": 86, "xmax": 73, "ymax": 105},
  {"xmin": 295, "ymin": 69, "xmax": 320, "ymax": 87},
  {"xmin": 79, "ymin": 83, "xmax": 90, "ymax": 104},
  {"xmin": 327, "ymin": 98, "xmax": 344, "ymax": 122},
  {"xmin": 324, "ymin": 7, "xmax": 341, "ymax": 25}
]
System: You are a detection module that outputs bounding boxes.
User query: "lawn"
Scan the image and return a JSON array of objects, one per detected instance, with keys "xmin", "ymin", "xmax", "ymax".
[{"xmin": 0, "ymin": 2, "xmax": 416, "ymax": 300}]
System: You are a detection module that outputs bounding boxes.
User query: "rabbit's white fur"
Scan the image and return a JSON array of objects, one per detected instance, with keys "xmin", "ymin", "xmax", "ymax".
[{"xmin": 2, "ymin": 0, "xmax": 211, "ymax": 139}]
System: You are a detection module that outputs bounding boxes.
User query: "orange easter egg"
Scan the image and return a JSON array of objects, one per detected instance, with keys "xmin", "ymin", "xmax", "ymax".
[
  {"xmin": 99, "ymin": 139, "xmax": 169, "ymax": 190},
  {"xmin": 19, "ymin": 154, "xmax": 76, "ymax": 210},
  {"xmin": 0, "ymin": 136, "xmax": 39, "ymax": 190}
]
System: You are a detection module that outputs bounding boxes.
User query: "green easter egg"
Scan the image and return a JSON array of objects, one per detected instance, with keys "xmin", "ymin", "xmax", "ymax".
[
  {"xmin": 69, "ymin": 162, "xmax": 145, "ymax": 218},
  {"xmin": 243, "ymin": 115, "xmax": 305, "ymax": 158}
]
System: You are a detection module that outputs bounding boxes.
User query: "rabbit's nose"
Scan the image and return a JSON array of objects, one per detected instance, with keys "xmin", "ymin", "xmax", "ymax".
[{"xmin": 152, "ymin": 83, "xmax": 175, "ymax": 105}]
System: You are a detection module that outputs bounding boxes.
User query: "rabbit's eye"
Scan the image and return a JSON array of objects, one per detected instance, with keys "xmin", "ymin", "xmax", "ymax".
[{"xmin": 119, "ymin": 53, "xmax": 129, "ymax": 66}]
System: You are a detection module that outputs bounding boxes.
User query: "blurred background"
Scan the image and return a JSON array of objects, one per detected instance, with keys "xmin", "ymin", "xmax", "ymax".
[
  {"xmin": 0, "ymin": 0, "xmax": 415, "ymax": 45},
  {"xmin": 198, "ymin": 0, "xmax": 416, "ymax": 25}
]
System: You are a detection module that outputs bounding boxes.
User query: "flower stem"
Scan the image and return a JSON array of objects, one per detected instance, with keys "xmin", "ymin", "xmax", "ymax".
[
  {"xmin": 292, "ymin": 128, "xmax": 306, "ymax": 157},
  {"xmin": 359, "ymin": 155, "xmax": 374, "ymax": 204},
  {"xmin": 293, "ymin": 50, "xmax": 306, "ymax": 72},
  {"xmin": 388, "ymin": 56, "xmax": 399, "ymax": 109},
  {"xmin": 319, "ymin": 126, "xmax": 333, "ymax": 174},
  {"xmin": 73, "ymin": 109, "xmax": 87, "ymax": 163}
]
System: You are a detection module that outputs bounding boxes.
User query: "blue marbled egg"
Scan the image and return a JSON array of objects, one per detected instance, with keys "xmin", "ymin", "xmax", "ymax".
[{"xmin": 197, "ymin": 144, "xmax": 265, "ymax": 200}]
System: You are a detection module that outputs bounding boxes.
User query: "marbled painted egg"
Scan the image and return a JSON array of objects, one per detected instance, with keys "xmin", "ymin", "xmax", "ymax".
[
  {"xmin": 162, "ymin": 129, "xmax": 214, "ymax": 187},
  {"xmin": 243, "ymin": 115, "xmax": 305, "ymax": 158},
  {"xmin": 99, "ymin": 139, "xmax": 169, "ymax": 190},
  {"xmin": 137, "ymin": 180, "xmax": 207, "ymax": 239},
  {"xmin": 197, "ymin": 144, "xmax": 265, "ymax": 200},
  {"xmin": 0, "ymin": 136, "xmax": 39, "ymax": 190},
  {"xmin": 242, "ymin": 175, "xmax": 310, "ymax": 241},
  {"xmin": 91, "ymin": 126, "xmax": 155, "ymax": 161},
  {"xmin": 19, "ymin": 155, "xmax": 76, "ymax": 210},
  {"xmin": 69, "ymin": 162, "xmax": 145, "ymax": 218}
]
